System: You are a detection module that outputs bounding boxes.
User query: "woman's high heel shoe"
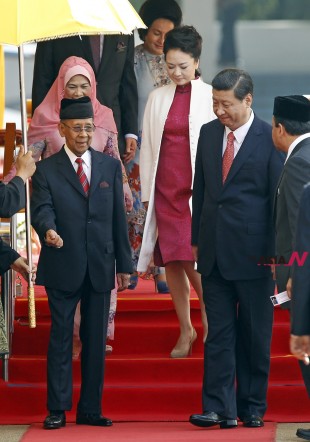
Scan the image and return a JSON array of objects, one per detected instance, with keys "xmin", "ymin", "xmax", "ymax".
[
  {"xmin": 105, "ymin": 344, "xmax": 113, "ymax": 355},
  {"xmin": 128, "ymin": 271, "xmax": 138, "ymax": 290},
  {"xmin": 154, "ymin": 274, "xmax": 169, "ymax": 293},
  {"xmin": 170, "ymin": 328, "xmax": 197, "ymax": 358}
]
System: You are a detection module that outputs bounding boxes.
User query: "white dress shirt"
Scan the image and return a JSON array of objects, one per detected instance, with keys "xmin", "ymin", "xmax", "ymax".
[
  {"xmin": 223, "ymin": 111, "xmax": 255, "ymax": 157},
  {"xmin": 64, "ymin": 145, "xmax": 92, "ymax": 184}
]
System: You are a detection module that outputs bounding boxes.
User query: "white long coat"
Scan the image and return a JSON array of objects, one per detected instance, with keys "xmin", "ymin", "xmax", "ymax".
[{"xmin": 137, "ymin": 78, "xmax": 216, "ymax": 271}]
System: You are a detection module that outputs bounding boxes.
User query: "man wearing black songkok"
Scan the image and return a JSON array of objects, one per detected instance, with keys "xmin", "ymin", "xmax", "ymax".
[
  {"xmin": 31, "ymin": 96, "xmax": 132, "ymax": 430},
  {"xmin": 272, "ymin": 95, "xmax": 310, "ymax": 441},
  {"xmin": 273, "ymin": 95, "xmax": 310, "ymax": 298}
]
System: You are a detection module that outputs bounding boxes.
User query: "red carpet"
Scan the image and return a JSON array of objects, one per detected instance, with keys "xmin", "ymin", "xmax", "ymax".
[
  {"xmin": 21, "ymin": 422, "xmax": 277, "ymax": 442},
  {"xmin": 0, "ymin": 278, "xmax": 309, "ymax": 424}
]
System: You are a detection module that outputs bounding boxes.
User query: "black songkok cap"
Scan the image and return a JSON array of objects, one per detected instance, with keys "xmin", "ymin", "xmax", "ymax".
[
  {"xmin": 60, "ymin": 96, "xmax": 94, "ymax": 120},
  {"xmin": 273, "ymin": 95, "xmax": 310, "ymax": 122}
]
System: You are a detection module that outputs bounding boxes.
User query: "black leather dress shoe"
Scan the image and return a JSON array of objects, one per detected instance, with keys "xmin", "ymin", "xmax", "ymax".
[
  {"xmin": 241, "ymin": 415, "xmax": 264, "ymax": 427},
  {"xmin": 43, "ymin": 412, "xmax": 66, "ymax": 429},
  {"xmin": 189, "ymin": 411, "xmax": 238, "ymax": 429},
  {"xmin": 297, "ymin": 428, "xmax": 310, "ymax": 440},
  {"xmin": 76, "ymin": 412, "xmax": 113, "ymax": 426}
]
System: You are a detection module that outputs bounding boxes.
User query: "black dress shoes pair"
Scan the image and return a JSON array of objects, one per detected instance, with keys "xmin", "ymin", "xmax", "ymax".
[
  {"xmin": 43, "ymin": 411, "xmax": 66, "ymax": 429},
  {"xmin": 296, "ymin": 428, "xmax": 310, "ymax": 440},
  {"xmin": 76, "ymin": 412, "xmax": 113, "ymax": 426},
  {"xmin": 240, "ymin": 415, "xmax": 264, "ymax": 427},
  {"xmin": 189, "ymin": 411, "xmax": 238, "ymax": 429}
]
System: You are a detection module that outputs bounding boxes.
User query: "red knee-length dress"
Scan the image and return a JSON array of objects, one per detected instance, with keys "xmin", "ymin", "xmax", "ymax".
[{"xmin": 154, "ymin": 82, "xmax": 195, "ymax": 266}]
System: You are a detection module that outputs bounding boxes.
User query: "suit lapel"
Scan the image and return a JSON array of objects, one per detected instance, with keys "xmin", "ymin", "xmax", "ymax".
[
  {"xmin": 80, "ymin": 36, "xmax": 97, "ymax": 74},
  {"xmin": 213, "ymin": 125, "xmax": 225, "ymax": 194},
  {"xmin": 56, "ymin": 147, "xmax": 87, "ymax": 197},
  {"xmin": 223, "ymin": 116, "xmax": 262, "ymax": 187},
  {"xmin": 98, "ymin": 35, "xmax": 117, "ymax": 76},
  {"xmin": 273, "ymin": 138, "xmax": 310, "ymax": 222},
  {"xmin": 273, "ymin": 167, "xmax": 285, "ymax": 224},
  {"xmin": 89, "ymin": 149, "xmax": 105, "ymax": 196}
]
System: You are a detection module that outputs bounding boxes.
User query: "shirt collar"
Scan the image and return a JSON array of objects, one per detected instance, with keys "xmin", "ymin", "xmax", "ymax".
[
  {"xmin": 286, "ymin": 133, "xmax": 310, "ymax": 162},
  {"xmin": 64, "ymin": 145, "xmax": 91, "ymax": 169},
  {"xmin": 225, "ymin": 110, "xmax": 254, "ymax": 143}
]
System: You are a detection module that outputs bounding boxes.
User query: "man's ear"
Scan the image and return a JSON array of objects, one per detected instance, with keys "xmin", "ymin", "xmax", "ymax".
[
  {"xmin": 58, "ymin": 122, "xmax": 65, "ymax": 137},
  {"xmin": 278, "ymin": 122, "xmax": 285, "ymax": 136},
  {"xmin": 244, "ymin": 93, "xmax": 253, "ymax": 108}
]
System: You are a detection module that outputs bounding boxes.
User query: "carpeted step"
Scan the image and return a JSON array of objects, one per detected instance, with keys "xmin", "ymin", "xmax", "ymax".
[
  {"xmin": 1, "ymin": 354, "xmax": 303, "ymax": 385},
  {"xmin": 11, "ymin": 317, "xmax": 290, "ymax": 357},
  {"xmin": 1, "ymin": 279, "xmax": 300, "ymax": 425},
  {"xmin": 21, "ymin": 421, "xmax": 279, "ymax": 442},
  {"xmin": 14, "ymin": 287, "xmax": 291, "ymax": 318},
  {"xmin": 0, "ymin": 379, "xmax": 308, "ymax": 424}
]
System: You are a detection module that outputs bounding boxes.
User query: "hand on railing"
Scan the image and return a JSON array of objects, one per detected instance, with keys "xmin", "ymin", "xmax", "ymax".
[{"xmin": 10, "ymin": 256, "xmax": 36, "ymax": 282}]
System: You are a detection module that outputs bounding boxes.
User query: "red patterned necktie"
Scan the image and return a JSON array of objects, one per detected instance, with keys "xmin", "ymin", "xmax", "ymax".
[
  {"xmin": 222, "ymin": 131, "xmax": 235, "ymax": 183},
  {"xmin": 76, "ymin": 158, "xmax": 90, "ymax": 196},
  {"xmin": 89, "ymin": 35, "xmax": 101, "ymax": 73}
]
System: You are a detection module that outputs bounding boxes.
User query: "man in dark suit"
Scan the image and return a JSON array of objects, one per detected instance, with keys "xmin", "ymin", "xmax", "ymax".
[
  {"xmin": 272, "ymin": 95, "xmax": 310, "ymax": 396},
  {"xmin": 31, "ymin": 96, "xmax": 132, "ymax": 430},
  {"xmin": 0, "ymin": 147, "xmax": 36, "ymax": 355},
  {"xmin": 273, "ymin": 98, "xmax": 310, "ymax": 442},
  {"xmin": 189, "ymin": 69, "xmax": 284, "ymax": 429},
  {"xmin": 290, "ymin": 183, "xmax": 310, "ymax": 441},
  {"xmin": 31, "ymin": 34, "xmax": 138, "ymax": 161},
  {"xmin": 273, "ymin": 95, "xmax": 310, "ymax": 297},
  {"xmin": 0, "ymin": 146, "xmax": 36, "ymax": 278}
]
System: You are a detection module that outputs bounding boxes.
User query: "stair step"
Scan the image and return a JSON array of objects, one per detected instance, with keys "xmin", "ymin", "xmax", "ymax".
[
  {"xmin": 1, "ymin": 281, "xmax": 297, "ymax": 425},
  {"xmin": 1, "ymin": 354, "xmax": 303, "ymax": 384},
  {"xmin": 11, "ymin": 319, "xmax": 291, "ymax": 356},
  {"xmin": 0, "ymin": 380, "xmax": 308, "ymax": 424}
]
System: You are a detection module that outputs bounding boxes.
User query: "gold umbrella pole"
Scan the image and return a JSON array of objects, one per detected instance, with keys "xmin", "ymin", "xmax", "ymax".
[{"xmin": 18, "ymin": 45, "xmax": 36, "ymax": 328}]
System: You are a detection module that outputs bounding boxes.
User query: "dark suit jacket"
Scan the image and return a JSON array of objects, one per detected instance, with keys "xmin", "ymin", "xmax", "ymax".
[
  {"xmin": 192, "ymin": 115, "xmax": 284, "ymax": 280},
  {"xmin": 31, "ymin": 35, "xmax": 138, "ymax": 154},
  {"xmin": 275, "ymin": 137, "xmax": 310, "ymax": 291},
  {"xmin": 291, "ymin": 183, "xmax": 310, "ymax": 335},
  {"xmin": 31, "ymin": 147, "xmax": 132, "ymax": 292},
  {"xmin": 0, "ymin": 177, "xmax": 25, "ymax": 275}
]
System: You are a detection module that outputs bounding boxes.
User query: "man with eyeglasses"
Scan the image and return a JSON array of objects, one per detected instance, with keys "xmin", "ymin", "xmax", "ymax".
[{"xmin": 31, "ymin": 96, "xmax": 133, "ymax": 430}]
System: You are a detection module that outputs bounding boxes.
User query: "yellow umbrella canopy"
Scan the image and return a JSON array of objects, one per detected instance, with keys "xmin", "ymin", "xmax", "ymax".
[{"xmin": 0, "ymin": 0, "xmax": 146, "ymax": 45}]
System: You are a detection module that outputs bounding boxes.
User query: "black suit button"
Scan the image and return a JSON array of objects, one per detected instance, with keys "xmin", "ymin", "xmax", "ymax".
[
  {"xmin": 219, "ymin": 204, "xmax": 223, "ymax": 209},
  {"xmin": 87, "ymin": 218, "xmax": 92, "ymax": 223}
]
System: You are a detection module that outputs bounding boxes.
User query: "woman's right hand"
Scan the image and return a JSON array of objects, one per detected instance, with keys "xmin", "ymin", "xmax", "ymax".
[{"xmin": 192, "ymin": 245, "xmax": 198, "ymax": 262}]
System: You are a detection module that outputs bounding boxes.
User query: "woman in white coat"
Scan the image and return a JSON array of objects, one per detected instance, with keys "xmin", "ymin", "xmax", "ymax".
[{"xmin": 138, "ymin": 26, "xmax": 215, "ymax": 357}]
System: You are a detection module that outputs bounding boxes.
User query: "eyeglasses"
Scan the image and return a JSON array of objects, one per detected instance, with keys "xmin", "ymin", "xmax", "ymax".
[{"xmin": 61, "ymin": 122, "xmax": 96, "ymax": 133}]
